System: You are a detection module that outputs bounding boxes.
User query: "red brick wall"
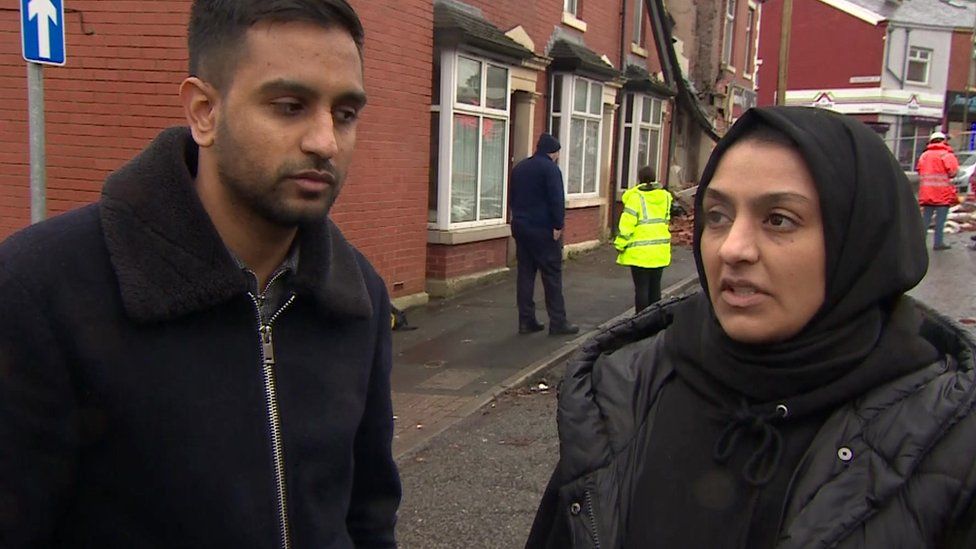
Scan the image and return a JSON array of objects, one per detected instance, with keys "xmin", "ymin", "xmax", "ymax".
[
  {"xmin": 563, "ymin": 206, "xmax": 602, "ymax": 244},
  {"xmin": 0, "ymin": 0, "xmax": 432, "ymax": 299},
  {"xmin": 948, "ymin": 29, "xmax": 972, "ymax": 92},
  {"xmin": 757, "ymin": 0, "xmax": 885, "ymax": 106},
  {"xmin": 0, "ymin": 1, "xmax": 192, "ymax": 234},
  {"xmin": 345, "ymin": 0, "xmax": 432, "ymax": 297},
  {"xmin": 427, "ymin": 238, "xmax": 508, "ymax": 280}
]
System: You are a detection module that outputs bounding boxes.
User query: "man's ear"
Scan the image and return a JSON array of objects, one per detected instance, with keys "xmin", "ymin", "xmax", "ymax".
[{"xmin": 180, "ymin": 77, "xmax": 219, "ymax": 148}]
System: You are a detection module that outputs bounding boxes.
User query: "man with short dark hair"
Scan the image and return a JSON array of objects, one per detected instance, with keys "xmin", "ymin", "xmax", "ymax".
[
  {"xmin": 0, "ymin": 1, "xmax": 400, "ymax": 547},
  {"xmin": 509, "ymin": 133, "xmax": 579, "ymax": 336}
]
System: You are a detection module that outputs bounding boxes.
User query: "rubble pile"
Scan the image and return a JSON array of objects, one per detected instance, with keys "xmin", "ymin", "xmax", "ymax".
[
  {"xmin": 671, "ymin": 211, "xmax": 695, "ymax": 247},
  {"xmin": 946, "ymin": 201, "xmax": 976, "ymax": 235}
]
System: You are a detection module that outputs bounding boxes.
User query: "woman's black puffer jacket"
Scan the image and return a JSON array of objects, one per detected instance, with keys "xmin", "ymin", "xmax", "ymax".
[{"xmin": 526, "ymin": 295, "xmax": 976, "ymax": 549}]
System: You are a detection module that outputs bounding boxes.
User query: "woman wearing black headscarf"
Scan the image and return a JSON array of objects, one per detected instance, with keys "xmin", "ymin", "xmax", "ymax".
[{"xmin": 525, "ymin": 106, "xmax": 976, "ymax": 549}]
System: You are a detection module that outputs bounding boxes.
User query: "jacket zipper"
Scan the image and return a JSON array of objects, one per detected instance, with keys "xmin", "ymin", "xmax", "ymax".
[
  {"xmin": 249, "ymin": 290, "xmax": 297, "ymax": 549},
  {"xmin": 584, "ymin": 489, "xmax": 602, "ymax": 549}
]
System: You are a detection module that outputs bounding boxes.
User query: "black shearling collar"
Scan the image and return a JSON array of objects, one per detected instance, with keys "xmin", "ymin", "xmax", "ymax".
[{"xmin": 99, "ymin": 127, "xmax": 372, "ymax": 323}]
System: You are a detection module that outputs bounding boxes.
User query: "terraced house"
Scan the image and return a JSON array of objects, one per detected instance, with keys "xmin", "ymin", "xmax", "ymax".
[
  {"xmin": 0, "ymin": 0, "xmax": 761, "ymax": 305},
  {"xmin": 758, "ymin": 0, "xmax": 976, "ymax": 169}
]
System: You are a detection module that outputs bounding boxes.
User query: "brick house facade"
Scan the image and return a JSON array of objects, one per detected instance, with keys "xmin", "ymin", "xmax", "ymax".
[
  {"xmin": 0, "ymin": 0, "xmax": 433, "ymax": 302},
  {"xmin": 756, "ymin": 0, "xmax": 976, "ymax": 169},
  {"xmin": 1, "ymin": 0, "xmax": 759, "ymax": 305}
]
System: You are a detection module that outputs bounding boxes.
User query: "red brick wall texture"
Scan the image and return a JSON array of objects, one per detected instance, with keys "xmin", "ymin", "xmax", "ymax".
[
  {"xmin": 0, "ymin": 0, "xmax": 432, "ymax": 298},
  {"xmin": 1, "ymin": 0, "xmax": 676, "ymax": 290},
  {"xmin": 563, "ymin": 206, "xmax": 603, "ymax": 245},
  {"xmin": 426, "ymin": 238, "xmax": 508, "ymax": 280}
]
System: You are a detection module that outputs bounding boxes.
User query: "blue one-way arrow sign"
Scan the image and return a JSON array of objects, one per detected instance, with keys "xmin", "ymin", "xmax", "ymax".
[{"xmin": 20, "ymin": 0, "xmax": 66, "ymax": 66}]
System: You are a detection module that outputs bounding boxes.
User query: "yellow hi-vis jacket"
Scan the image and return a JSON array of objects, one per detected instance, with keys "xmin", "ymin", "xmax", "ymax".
[{"xmin": 613, "ymin": 184, "xmax": 673, "ymax": 268}]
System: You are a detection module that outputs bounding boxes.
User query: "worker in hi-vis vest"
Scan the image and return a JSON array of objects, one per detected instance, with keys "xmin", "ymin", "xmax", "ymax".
[{"xmin": 614, "ymin": 166, "xmax": 675, "ymax": 313}]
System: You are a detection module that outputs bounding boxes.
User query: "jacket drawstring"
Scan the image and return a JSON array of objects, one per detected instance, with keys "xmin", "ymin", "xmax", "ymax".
[{"xmin": 713, "ymin": 400, "xmax": 786, "ymax": 486}]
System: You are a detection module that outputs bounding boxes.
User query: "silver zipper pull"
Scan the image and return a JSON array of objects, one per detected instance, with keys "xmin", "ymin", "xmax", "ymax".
[{"xmin": 261, "ymin": 325, "xmax": 275, "ymax": 366}]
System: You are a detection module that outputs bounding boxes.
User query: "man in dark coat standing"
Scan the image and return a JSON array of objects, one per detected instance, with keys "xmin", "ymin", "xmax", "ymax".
[
  {"xmin": 0, "ymin": 1, "xmax": 400, "ymax": 547},
  {"xmin": 510, "ymin": 134, "xmax": 579, "ymax": 336}
]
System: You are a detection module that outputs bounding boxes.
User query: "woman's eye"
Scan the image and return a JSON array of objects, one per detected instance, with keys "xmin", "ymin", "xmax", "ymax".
[
  {"xmin": 766, "ymin": 213, "xmax": 798, "ymax": 229},
  {"xmin": 704, "ymin": 210, "xmax": 730, "ymax": 226}
]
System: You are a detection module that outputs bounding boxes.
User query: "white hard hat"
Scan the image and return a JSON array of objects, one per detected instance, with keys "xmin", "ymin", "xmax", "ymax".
[{"xmin": 929, "ymin": 131, "xmax": 947, "ymax": 142}]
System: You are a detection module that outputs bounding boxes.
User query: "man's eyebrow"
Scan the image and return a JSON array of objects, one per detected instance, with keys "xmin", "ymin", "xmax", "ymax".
[
  {"xmin": 335, "ymin": 90, "xmax": 368, "ymax": 109},
  {"xmin": 257, "ymin": 79, "xmax": 317, "ymax": 98},
  {"xmin": 256, "ymin": 79, "xmax": 368, "ymax": 108}
]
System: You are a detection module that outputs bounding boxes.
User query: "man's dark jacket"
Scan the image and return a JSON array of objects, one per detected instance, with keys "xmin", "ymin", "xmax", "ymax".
[
  {"xmin": 0, "ymin": 128, "xmax": 400, "ymax": 548},
  {"xmin": 527, "ymin": 295, "xmax": 976, "ymax": 549},
  {"xmin": 509, "ymin": 153, "xmax": 565, "ymax": 230}
]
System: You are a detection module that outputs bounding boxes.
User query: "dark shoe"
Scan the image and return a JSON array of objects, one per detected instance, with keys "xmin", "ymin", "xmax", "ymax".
[
  {"xmin": 518, "ymin": 321, "xmax": 545, "ymax": 334},
  {"xmin": 549, "ymin": 323, "xmax": 580, "ymax": 336},
  {"xmin": 934, "ymin": 244, "xmax": 952, "ymax": 251},
  {"xmin": 970, "ymin": 234, "xmax": 976, "ymax": 241}
]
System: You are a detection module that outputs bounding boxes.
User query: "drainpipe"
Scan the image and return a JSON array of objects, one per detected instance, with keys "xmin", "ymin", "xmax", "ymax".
[
  {"xmin": 900, "ymin": 28, "xmax": 912, "ymax": 162},
  {"xmin": 613, "ymin": 0, "xmax": 627, "ymax": 220},
  {"xmin": 620, "ymin": 0, "xmax": 628, "ymax": 68}
]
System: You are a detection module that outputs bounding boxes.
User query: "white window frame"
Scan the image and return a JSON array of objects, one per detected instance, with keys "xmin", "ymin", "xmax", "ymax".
[
  {"xmin": 616, "ymin": 93, "xmax": 664, "ymax": 193},
  {"xmin": 550, "ymin": 74, "xmax": 604, "ymax": 198},
  {"xmin": 743, "ymin": 4, "xmax": 756, "ymax": 77},
  {"xmin": 906, "ymin": 47, "xmax": 931, "ymax": 85},
  {"xmin": 632, "ymin": 0, "xmax": 644, "ymax": 46},
  {"xmin": 564, "ymin": 0, "xmax": 578, "ymax": 16},
  {"xmin": 722, "ymin": 0, "xmax": 737, "ymax": 69},
  {"xmin": 431, "ymin": 51, "xmax": 512, "ymax": 230}
]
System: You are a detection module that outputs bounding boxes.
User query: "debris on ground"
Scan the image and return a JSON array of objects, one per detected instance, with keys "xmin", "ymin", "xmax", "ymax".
[
  {"xmin": 671, "ymin": 213, "xmax": 694, "ymax": 247},
  {"xmin": 528, "ymin": 379, "xmax": 551, "ymax": 393},
  {"xmin": 498, "ymin": 436, "xmax": 535, "ymax": 447},
  {"xmin": 948, "ymin": 202, "xmax": 976, "ymax": 234}
]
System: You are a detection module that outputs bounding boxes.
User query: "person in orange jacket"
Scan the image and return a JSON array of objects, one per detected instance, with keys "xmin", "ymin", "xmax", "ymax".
[{"xmin": 916, "ymin": 131, "xmax": 959, "ymax": 251}]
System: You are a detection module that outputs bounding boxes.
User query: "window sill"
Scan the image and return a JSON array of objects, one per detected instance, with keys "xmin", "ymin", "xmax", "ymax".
[
  {"xmin": 427, "ymin": 223, "xmax": 512, "ymax": 245},
  {"xmin": 566, "ymin": 196, "xmax": 604, "ymax": 209},
  {"xmin": 743, "ymin": 72, "xmax": 753, "ymax": 81},
  {"xmin": 562, "ymin": 12, "xmax": 588, "ymax": 32},
  {"xmin": 631, "ymin": 43, "xmax": 648, "ymax": 58},
  {"xmin": 724, "ymin": 64, "xmax": 736, "ymax": 74}
]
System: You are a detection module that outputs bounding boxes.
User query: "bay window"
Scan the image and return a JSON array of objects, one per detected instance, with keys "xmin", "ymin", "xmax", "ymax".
[
  {"xmin": 431, "ymin": 52, "xmax": 511, "ymax": 228},
  {"xmin": 617, "ymin": 93, "xmax": 664, "ymax": 191},
  {"xmin": 550, "ymin": 74, "xmax": 604, "ymax": 196}
]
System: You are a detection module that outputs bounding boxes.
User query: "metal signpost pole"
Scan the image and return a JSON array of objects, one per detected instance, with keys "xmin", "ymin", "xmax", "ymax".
[
  {"xmin": 27, "ymin": 62, "xmax": 46, "ymax": 223},
  {"xmin": 21, "ymin": 0, "xmax": 66, "ymax": 224}
]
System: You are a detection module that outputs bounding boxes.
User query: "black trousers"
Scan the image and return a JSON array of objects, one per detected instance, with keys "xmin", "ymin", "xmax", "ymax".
[
  {"xmin": 513, "ymin": 221, "xmax": 567, "ymax": 327},
  {"xmin": 631, "ymin": 266, "xmax": 664, "ymax": 313}
]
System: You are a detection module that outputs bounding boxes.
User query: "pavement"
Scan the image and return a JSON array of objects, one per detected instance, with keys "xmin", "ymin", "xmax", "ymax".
[
  {"xmin": 390, "ymin": 243, "xmax": 699, "ymax": 458},
  {"xmin": 909, "ymin": 229, "xmax": 976, "ymax": 333}
]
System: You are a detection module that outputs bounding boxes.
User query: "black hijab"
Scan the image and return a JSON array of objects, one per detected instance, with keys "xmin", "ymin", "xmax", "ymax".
[{"xmin": 666, "ymin": 106, "xmax": 939, "ymax": 479}]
